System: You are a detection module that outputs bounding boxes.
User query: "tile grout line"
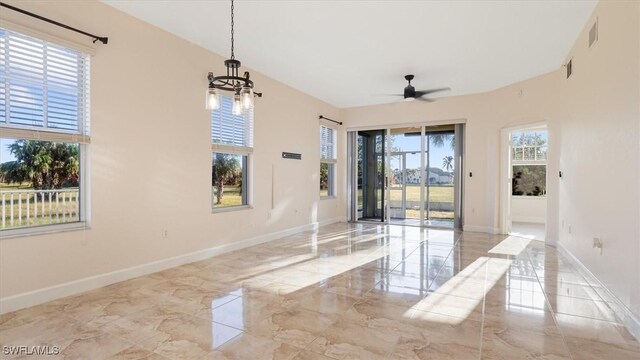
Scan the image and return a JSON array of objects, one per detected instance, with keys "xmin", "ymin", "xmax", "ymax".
[
  {"xmin": 524, "ymin": 244, "xmax": 575, "ymax": 360},
  {"xmin": 477, "ymin": 249, "xmax": 490, "ymax": 360}
]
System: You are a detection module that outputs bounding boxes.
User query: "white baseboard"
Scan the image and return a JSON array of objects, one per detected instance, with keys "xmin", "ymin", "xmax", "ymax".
[
  {"xmin": 0, "ymin": 218, "xmax": 344, "ymax": 314},
  {"xmin": 511, "ymin": 216, "xmax": 545, "ymax": 224},
  {"xmin": 556, "ymin": 242, "xmax": 640, "ymax": 341},
  {"xmin": 463, "ymin": 225, "xmax": 500, "ymax": 234}
]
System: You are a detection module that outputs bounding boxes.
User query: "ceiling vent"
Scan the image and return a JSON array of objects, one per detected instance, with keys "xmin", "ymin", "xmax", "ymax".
[
  {"xmin": 566, "ymin": 59, "xmax": 572, "ymax": 79},
  {"xmin": 589, "ymin": 18, "xmax": 598, "ymax": 48}
]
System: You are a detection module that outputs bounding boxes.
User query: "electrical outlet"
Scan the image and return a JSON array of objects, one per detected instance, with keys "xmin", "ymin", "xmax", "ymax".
[
  {"xmin": 568, "ymin": 225, "xmax": 571, "ymax": 234},
  {"xmin": 161, "ymin": 229, "xmax": 168, "ymax": 238}
]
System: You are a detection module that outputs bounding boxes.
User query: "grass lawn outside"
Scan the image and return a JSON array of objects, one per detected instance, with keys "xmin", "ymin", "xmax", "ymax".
[
  {"xmin": 359, "ymin": 185, "xmax": 454, "ymax": 220},
  {"xmin": 213, "ymin": 184, "xmax": 243, "ymax": 208},
  {"xmin": 390, "ymin": 184, "xmax": 453, "ymax": 203}
]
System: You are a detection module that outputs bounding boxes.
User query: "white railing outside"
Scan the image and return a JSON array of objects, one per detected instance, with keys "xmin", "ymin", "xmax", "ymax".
[
  {"xmin": 1, "ymin": 188, "xmax": 79, "ymax": 230},
  {"xmin": 512, "ymin": 145, "xmax": 547, "ymax": 162}
]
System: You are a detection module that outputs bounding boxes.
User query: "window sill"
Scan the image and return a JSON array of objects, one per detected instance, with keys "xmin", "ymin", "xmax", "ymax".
[
  {"xmin": 0, "ymin": 222, "xmax": 90, "ymax": 240},
  {"xmin": 212, "ymin": 205, "xmax": 253, "ymax": 214},
  {"xmin": 511, "ymin": 195, "xmax": 547, "ymax": 199},
  {"xmin": 321, "ymin": 196, "xmax": 337, "ymax": 200}
]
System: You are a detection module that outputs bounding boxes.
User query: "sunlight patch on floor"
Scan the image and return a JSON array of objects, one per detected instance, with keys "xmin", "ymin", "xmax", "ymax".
[
  {"xmin": 406, "ymin": 256, "xmax": 513, "ymax": 324},
  {"xmin": 488, "ymin": 235, "xmax": 532, "ymax": 256}
]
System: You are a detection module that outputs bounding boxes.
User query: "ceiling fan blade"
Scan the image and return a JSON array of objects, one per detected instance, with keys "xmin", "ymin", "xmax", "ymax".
[
  {"xmin": 416, "ymin": 97, "xmax": 435, "ymax": 102},
  {"xmin": 415, "ymin": 87, "xmax": 451, "ymax": 97}
]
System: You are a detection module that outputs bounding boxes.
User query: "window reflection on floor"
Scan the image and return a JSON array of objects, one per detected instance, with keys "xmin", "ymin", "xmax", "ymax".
[{"xmin": 505, "ymin": 257, "xmax": 546, "ymax": 314}]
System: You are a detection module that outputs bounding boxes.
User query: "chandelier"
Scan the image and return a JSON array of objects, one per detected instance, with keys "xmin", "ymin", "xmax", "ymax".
[{"xmin": 206, "ymin": 0, "xmax": 261, "ymax": 115}]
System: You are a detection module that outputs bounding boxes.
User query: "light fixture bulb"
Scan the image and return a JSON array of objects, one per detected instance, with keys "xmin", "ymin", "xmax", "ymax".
[
  {"xmin": 206, "ymin": 88, "xmax": 220, "ymax": 110},
  {"xmin": 241, "ymin": 86, "xmax": 253, "ymax": 109},
  {"xmin": 232, "ymin": 93, "xmax": 243, "ymax": 115}
]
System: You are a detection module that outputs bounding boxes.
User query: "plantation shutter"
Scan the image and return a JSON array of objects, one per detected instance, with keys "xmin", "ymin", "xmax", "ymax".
[
  {"xmin": 211, "ymin": 95, "xmax": 253, "ymax": 153},
  {"xmin": 0, "ymin": 27, "xmax": 90, "ymax": 142},
  {"xmin": 320, "ymin": 125, "xmax": 336, "ymax": 162}
]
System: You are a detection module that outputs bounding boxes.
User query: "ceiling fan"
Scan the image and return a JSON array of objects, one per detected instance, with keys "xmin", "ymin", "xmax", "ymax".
[{"xmin": 392, "ymin": 75, "xmax": 450, "ymax": 102}]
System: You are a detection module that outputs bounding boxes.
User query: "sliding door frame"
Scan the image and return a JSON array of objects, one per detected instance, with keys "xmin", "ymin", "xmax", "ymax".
[{"xmin": 347, "ymin": 119, "xmax": 466, "ymax": 229}]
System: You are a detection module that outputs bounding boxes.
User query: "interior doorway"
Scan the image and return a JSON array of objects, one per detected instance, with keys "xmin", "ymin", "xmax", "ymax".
[
  {"xmin": 347, "ymin": 123, "xmax": 464, "ymax": 229},
  {"xmin": 501, "ymin": 124, "xmax": 548, "ymax": 241}
]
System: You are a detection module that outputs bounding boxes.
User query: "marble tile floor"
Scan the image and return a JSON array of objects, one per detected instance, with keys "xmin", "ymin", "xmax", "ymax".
[
  {"xmin": 510, "ymin": 221, "xmax": 546, "ymax": 241},
  {"xmin": 1, "ymin": 223, "xmax": 639, "ymax": 359}
]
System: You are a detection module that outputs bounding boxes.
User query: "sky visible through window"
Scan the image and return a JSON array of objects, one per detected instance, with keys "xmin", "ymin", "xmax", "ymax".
[
  {"xmin": 0, "ymin": 139, "xmax": 15, "ymax": 163},
  {"xmin": 393, "ymin": 134, "xmax": 453, "ymax": 171}
]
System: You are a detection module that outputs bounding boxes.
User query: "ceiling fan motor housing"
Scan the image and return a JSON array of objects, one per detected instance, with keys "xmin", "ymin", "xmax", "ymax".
[
  {"xmin": 404, "ymin": 85, "xmax": 416, "ymax": 99},
  {"xmin": 404, "ymin": 74, "xmax": 416, "ymax": 99}
]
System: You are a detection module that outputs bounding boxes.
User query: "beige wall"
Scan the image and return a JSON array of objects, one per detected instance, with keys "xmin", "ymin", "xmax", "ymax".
[
  {"xmin": 341, "ymin": 1, "xmax": 639, "ymax": 317},
  {"xmin": 511, "ymin": 197, "xmax": 546, "ymax": 224},
  {"xmin": 0, "ymin": 0, "xmax": 343, "ymax": 300},
  {"xmin": 557, "ymin": 1, "xmax": 639, "ymax": 317}
]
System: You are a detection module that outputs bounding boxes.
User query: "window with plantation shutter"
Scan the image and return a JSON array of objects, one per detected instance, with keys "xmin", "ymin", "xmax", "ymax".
[
  {"xmin": 320, "ymin": 125, "xmax": 336, "ymax": 198},
  {"xmin": 211, "ymin": 95, "xmax": 253, "ymax": 151},
  {"xmin": 320, "ymin": 125, "xmax": 336, "ymax": 161},
  {"xmin": 210, "ymin": 95, "xmax": 253, "ymax": 211},
  {"xmin": 0, "ymin": 27, "xmax": 90, "ymax": 140},
  {"xmin": 0, "ymin": 27, "xmax": 90, "ymax": 235}
]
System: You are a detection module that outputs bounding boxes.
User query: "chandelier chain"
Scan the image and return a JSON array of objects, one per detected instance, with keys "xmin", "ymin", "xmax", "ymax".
[{"xmin": 230, "ymin": 0, "xmax": 235, "ymax": 60}]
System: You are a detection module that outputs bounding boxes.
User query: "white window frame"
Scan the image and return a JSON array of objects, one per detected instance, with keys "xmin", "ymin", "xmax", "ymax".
[
  {"xmin": 211, "ymin": 95, "xmax": 253, "ymax": 213},
  {"xmin": 0, "ymin": 26, "xmax": 91, "ymax": 238},
  {"xmin": 320, "ymin": 124, "xmax": 337, "ymax": 199},
  {"xmin": 511, "ymin": 130, "xmax": 547, "ymax": 198}
]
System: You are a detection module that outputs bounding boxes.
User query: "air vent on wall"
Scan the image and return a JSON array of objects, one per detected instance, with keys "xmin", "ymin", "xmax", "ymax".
[
  {"xmin": 566, "ymin": 59, "xmax": 572, "ymax": 79},
  {"xmin": 589, "ymin": 18, "xmax": 598, "ymax": 48}
]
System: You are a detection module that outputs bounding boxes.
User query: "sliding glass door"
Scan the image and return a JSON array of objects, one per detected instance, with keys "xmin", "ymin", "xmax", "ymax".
[{"xmin": 347, "ymin": 124, "xmax": 464, "ymax": 229}]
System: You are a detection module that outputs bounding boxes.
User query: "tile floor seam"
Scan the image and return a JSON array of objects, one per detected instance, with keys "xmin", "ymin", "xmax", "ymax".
[
  {"xmin": 477, "ymin": 249, "xmax": 489, "ymax": 360},
  {"xmin": 424, "ymin": 238, "xmax": 460, "ymax": 293},
  {"xmin": 525, "ymin": 244, "xmax": 576, "ymax": 360}
]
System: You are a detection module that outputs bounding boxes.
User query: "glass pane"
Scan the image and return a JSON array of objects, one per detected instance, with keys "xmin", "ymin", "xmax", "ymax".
[
  {"xmin": 212, "ymin": 153, "xmax": 247, "ymax": 208},
  {"xmin": 357, "ymin": 130, "xmax": 385, "ymax": 221},
  {"xmin": 320, "ymin": 162, "xmax": 333, "ymax": 197},
  {"xmin": 511, "ymin": 130, "xmax": 548, "ymax": 163},
  {"xmin": 512, "ymin": 165, "xmax": 546, "ymax": 196},
  {"xmin": 0, "ymin": 138, "xmax": 81, "ymax": 230},
  {"xmin": 524, "ymin": 147, "xmax": 536, "ymax": 161},
  {"xmin": 388, "ymin": 128, "xmax": 421, "ymax": 223},
  {"xmin": 537, "ymin": 146, "xmax": 548, "ymax": 161},
  {"xmin": 426, "ymin": 132, "xmax": 455, "ymax": 223},
  {"xmin": 512, "ymin": 147, "xmax": 523, "ymax": 161}
]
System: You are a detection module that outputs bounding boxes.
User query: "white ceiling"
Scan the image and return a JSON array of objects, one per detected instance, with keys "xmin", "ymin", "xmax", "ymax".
[{"xmin": 102, "ymin": 0, "xmax": 597, "ymax": 108}]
